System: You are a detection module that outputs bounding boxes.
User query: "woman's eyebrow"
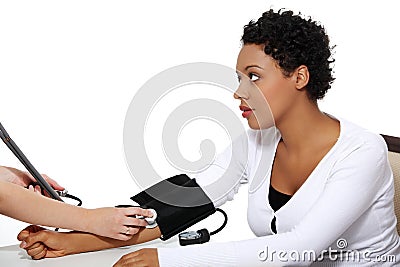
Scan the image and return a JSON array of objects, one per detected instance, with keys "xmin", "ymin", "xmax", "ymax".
[{"xmin": 245, "ymin": 64, "xmax": 264, "ymax": 70}]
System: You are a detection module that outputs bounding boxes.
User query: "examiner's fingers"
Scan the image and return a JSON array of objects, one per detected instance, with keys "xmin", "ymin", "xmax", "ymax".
[
  {"xmin": 123, "ymin": 227, "xmax": 140, "ymax": 235},
  {"xmin": 27, "ymin": 184, "xmax": 42, "ymax": 195},
  {"xmin": 43, "ymin": 175, "xmax": 65, "ymax": 190},
  {"xmin": 34, "ymin": 184, "xmax": 42, "ymax": 195},
  {"xmin": 123, "ymin": 217, "xmax": 148, "ymax": 228},
  {"xmin": 117, "ymin": 230, "xmax": 139, "ymax": 241},
  {"xmin": 123, "ymin": 207, "xmax": 153, "ymax": 218}
]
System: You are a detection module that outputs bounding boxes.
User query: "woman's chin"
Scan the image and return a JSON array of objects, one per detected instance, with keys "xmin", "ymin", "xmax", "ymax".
[
  {"xmin": 248, "ymin": 121, "xmax": 261, "ymax": 130},
  {"xmin": 247, "ymin": 118, "xmax": 275, "ymax": 130}
]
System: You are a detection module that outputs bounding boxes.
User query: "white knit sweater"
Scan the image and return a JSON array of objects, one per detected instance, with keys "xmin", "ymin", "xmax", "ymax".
[{"xmin": 157, "ymin": 116, "xmax": 400, "ymax": 266}]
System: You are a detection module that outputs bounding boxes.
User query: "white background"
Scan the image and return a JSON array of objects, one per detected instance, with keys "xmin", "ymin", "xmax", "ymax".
[{"xmin": 0, "ymin": 0, "xmax": 399, "ymax": 248}]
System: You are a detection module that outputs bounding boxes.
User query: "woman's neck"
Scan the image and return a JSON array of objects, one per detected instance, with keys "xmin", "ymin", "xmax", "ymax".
[{"xmin": 275, "ymin": 100, "xmax": 340, "ymax": 155}]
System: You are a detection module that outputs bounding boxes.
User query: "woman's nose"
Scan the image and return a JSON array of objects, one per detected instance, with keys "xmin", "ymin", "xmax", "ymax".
[{"xmin": 233, "ymin": 84, "xmax": 249, "ymax": 100}]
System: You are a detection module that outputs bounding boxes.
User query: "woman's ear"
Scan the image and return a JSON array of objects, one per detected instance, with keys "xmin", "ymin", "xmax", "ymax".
[{"xmin": 294, "ymin": 65, "xmax": 309, "ymax": 90}]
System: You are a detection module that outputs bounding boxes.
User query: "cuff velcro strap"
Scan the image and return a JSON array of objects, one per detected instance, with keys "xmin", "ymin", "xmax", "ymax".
[{"xmin": 130, "ymin": 174, "xmax": 215, "ymax": 241}]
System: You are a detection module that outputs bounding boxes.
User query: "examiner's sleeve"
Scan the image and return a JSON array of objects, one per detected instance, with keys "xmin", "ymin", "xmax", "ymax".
[{"xmin": 158, "ymin": 138, "xmax": 388, "ymax": 266}]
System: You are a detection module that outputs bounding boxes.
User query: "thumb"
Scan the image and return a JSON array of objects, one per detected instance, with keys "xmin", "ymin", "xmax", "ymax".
[
  {"xmin": 126, "ymin": 207, "xmax": 154, "ymax": 218},
  {"xmin": 17, "ymin": 225, "xmax": 45, "ymax": 241},
  {"xmin": 17, "ymin": 229, "xmax": 30, "ymax": 241},
  {"xmin": 21, "ymin": 231, "xmax": 48, "ymax": 249}
]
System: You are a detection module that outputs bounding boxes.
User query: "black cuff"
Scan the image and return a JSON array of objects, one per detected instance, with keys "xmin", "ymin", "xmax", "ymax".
[{"xmin": 130, "ymin": 174, "xmax": 215, "ymax": 241}]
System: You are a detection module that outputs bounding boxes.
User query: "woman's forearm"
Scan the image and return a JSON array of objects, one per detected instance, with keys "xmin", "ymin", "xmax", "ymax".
[
  {"xmin": 0, "ymin": 180, "xmax": 90, "ymax": 231},
  {"xmin": 64, "ymin": 227, "xmax": 162, "ymax": 255}
]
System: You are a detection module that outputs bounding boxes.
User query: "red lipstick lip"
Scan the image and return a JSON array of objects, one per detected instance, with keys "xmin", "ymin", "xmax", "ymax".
[
  {"xmin": 241, "ymin": 110, "xmax": 253, "ymax": 118},
  {"xmin": 239, "ymin": 105, "xmax": 253, "ymax": 118},
  {"xmin": 239, "ymin": 105, "xmax": 252, "ymax": 111}
]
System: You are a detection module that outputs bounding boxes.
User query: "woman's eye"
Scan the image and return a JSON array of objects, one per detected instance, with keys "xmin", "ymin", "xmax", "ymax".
[{"xmin": 249, "ymin": 73, "xmax": 260, "ymax": 82}]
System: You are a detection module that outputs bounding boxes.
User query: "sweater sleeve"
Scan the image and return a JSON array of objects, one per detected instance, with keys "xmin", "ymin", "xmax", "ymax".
[
  {"xmin": 158, "ymin": 137, "xmax": 389, "ymax": 266},
  {"xmin": 192, "ymin": 131, "xmax": 254, "ymax": 208}
]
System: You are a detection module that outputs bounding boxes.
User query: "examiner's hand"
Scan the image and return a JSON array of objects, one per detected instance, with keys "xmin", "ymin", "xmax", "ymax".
[
  {"xmin": 113, "ymin": 248, "xmax": 160, "ymax": 267},
  {"xmin": 17, "ymin": 225, "xmax": 70, "ymax": 259},
  {"xmin": 0, "ymin": 166, "xmax": 64, "ymax": 194},
  {"xmin": 85, "ymin": 207, "xmax": 153, "ymax": 240}
]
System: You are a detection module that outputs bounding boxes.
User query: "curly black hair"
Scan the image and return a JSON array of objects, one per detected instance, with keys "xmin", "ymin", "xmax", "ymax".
[{"xmin": 241, "ymin": 9, "xmax": 335, "ymax": 101}]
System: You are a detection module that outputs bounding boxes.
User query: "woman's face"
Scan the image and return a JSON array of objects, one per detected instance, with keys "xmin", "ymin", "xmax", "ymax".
[{"xmin": 235, "ymin": 44, "xmax": 298, "ymax": 129}]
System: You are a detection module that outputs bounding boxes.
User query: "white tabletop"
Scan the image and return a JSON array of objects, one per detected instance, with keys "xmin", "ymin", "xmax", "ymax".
[{"xmin": 0, "ymin": 237, "xmax": 179, "ymax": 267}]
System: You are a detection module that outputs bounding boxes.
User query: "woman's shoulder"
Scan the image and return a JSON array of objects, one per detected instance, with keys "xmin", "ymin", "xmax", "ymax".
[
  {"xmin": 337, "ymin": 116, "xmax": 388, "ymax": 160},
  {"xmin": 341, "ymin": 117, "xmax": 386, "ymax": 147},
  {"xmin": 329, "ymin": 117, "xmax": 392, "ymax": 188}
]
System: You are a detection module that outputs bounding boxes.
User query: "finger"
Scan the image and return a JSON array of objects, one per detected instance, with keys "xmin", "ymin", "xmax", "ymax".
[
  {"xmin": 17, "ymin": 230, "xmax": 30, "ymax": 241},
  {"xmin": 124, "ymin": 207, "xmax": 153, "ymax": 218},
  {"xmin": 31, "ymin": 247, "xmax": 47, "ymax": 260},
  {"xmin": 17, "ymin": 227, "xmax": 34, "ymax": 241},
  {"xmin": 21, "ymin": 239, "xmax": 42, "ymax": 250},
  {"xmin": 23, "ymin": 231, "xmax": 48, "ymax": 248},
  {"xmin": 13, "ymin": 180, "xmax": 26, "ymax": 187},
  {"xmin": 34, "ymin": 185, "xmax": 42, "ymax": 195},
  {"xmin": 124, "ymin": 217, "xmax": 148, "ymax": 228},
  {"xmin": 128, "ymin": 228, "xmax": 140, "ymax": 235},
  {"xmin": 28, "ymin": 185, "xmax": 35, "ymax": 192},
  {"xmin": 121, "ymin": 227, "xmax": 140, "ymax": 236},
  {"xmin": 43, "ymin": 175, "xmax": 65, "ymax": 190},
  {"xmin": 17, "ymin": 225, "xmax": 45, "ymax": 241},
  {"xmin": 114, "ymin": 259, "xmax": 145, "ymax": 267},
  {"xmin": 43, "ymin": 189, "xmax": 51, "ymax": 198},
  {"xmin": 115, "ymin": 234, "xmax": 131, "ymax": 241},
  {"xmin": 22, "ymin": 171, "xmax": 36, "ymax": 185},
  {"xmin": 113, "ymin": 253, "xmax": 139, "ymax": 267}
]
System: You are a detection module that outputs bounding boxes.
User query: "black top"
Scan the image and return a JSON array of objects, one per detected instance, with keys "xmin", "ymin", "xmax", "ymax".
[
  {"xmin": 269, "ymin": 184, "xmax": 292, "ymax": 212},
  {"xmin": 268, "ymin": 184, "xmax": 292, "ymax": 233}
]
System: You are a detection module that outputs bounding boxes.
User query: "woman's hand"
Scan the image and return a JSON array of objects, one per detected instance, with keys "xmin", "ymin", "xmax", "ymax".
[
  {"xmin": 113, "ymin": 248, "xmax": 160, "ymax": 267},
  {"xmin": 17, "ymin": 225, "xmax": 72, "ymax": 259},
  {"xmin": 85, "ymin": 207, "xmax": 154, "ymax": 240},
  {"xmin": 18, "ymin": 225, "xmax": 162, "ymax": 261}
]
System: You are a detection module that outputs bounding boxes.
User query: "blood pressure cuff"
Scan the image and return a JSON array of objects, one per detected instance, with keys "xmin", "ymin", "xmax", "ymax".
[{"xmin": 130, "ymin": 174, "xmax": 215, "ymax": 241}]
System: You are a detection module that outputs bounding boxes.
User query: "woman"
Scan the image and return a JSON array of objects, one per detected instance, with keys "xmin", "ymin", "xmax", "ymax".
[
  {"xmin": 0, "ymin": 165, "xmax": 152, "ymax": 241},
  {"xmin": 18, "ymin": 9, "xmax": 400, "ymax": 266}
]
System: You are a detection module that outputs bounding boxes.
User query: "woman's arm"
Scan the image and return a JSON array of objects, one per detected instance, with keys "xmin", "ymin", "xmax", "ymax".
[
  {"xmin": 0, "ymin": 180, "xmax": 152, "ymax": 240},
  {"xmin": 154, "ymin": 137, "xmax": 392, "ymax": 266},
  {"xmin": 17, "ymin": 225, "xmax": 162, "ymax": 259}
]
